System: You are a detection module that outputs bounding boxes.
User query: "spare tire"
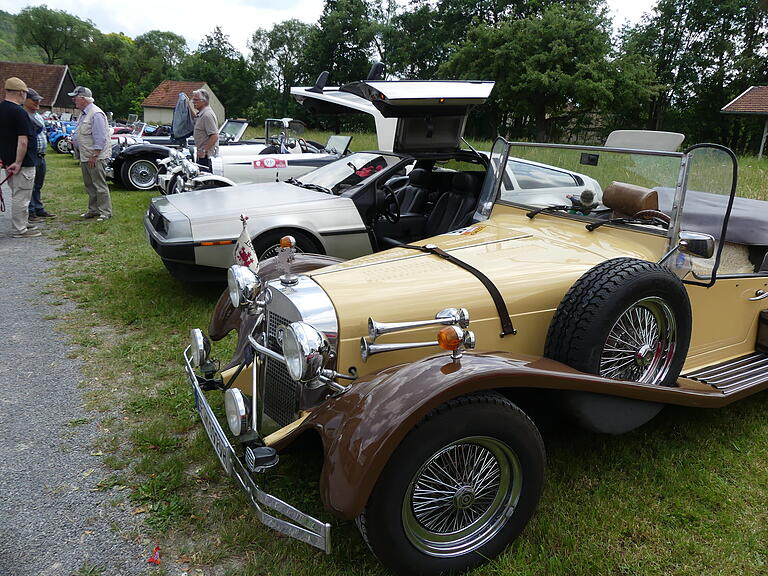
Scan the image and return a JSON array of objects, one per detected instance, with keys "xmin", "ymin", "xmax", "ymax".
[{"xmin": 545, "ymin": 257, "xmax": 692, "ymax": 433}]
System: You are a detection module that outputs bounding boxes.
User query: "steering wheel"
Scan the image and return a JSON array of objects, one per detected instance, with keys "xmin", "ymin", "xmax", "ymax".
[
  {"xmin": 380, "ymin": 184, "xmax": 401, "ymax": 224},
  {"xmin": 298, "ymin": 138, "xmax": 308, "ymax": 153},
  {"xmin": 632, "ymin": 209, "xmax": 671, "ymax": 228}
]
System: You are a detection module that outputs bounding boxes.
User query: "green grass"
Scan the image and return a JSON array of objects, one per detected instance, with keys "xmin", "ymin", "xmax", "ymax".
[{"xmin": 38, "ymin": 146, "xmax": 768, "ymax": 576}]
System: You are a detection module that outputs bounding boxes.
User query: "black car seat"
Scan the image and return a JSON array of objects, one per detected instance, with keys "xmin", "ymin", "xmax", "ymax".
[
  {"xmin": 424, "ymin": 173, "xmax": 480, "ymax": 237},
  {"xmin": 396, "ymin": 168, "xmax": 431, "ymax": 215}
]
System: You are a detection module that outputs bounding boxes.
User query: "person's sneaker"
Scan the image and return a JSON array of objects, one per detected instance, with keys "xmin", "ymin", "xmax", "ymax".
[
  {"xmin": 27, "ymin": 225, "xmax": 39, "ymax": 231},
  {"xmin": 95, "ymin": 215, "xmax": 112, "ymax": 222},
  {"xmin": 81, "ymin": 212, "xmax": 98, "ymax": 219},
  {"xmin": 36, "ymin": 210, "xmax": 55, "ymax": 218},
  {"xmin": 28, "ymin": 214, "xmax": 42, "ymax": 222},
  {"xmin": 12, "ymin": 229, "xmax": 42, "ymax": 238}
]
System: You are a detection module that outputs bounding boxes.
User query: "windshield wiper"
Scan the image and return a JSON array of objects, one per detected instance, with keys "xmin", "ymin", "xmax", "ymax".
[
  {"xmin": 526, "ymin": 205, "xmax": 572, "ymax": 219},
  {"xmin": 586, "ymin": 215, "xmax": 668, "ymax": 231},
  {"xmin": 302, "ymin": 183, "xmax": 333, "ymax": 195}
]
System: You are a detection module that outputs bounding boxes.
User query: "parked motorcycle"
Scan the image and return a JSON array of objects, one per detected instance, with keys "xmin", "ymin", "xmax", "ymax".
[{"xmin": 156, "ymin": 148, "xmax": 235, "ymax": 194}]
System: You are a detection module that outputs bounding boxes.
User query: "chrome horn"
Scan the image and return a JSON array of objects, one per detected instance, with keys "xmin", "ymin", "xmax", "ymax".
[
  {"xmin": 361, "ymin": 308, "xmax": 472, "ymax": 362},
  {"xmin": 367, "ymin": 308, "xmax": 469, "ymax": 342}
]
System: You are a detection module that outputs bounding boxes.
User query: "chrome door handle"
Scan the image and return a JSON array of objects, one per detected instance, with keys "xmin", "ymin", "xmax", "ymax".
[{"xmin": 749, "ymin": 289, "xmax": 768, "ymax": 301}]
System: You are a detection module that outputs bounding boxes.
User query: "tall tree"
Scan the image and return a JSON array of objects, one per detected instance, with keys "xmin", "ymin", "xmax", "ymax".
[
  {"xmin": 443, "ymin": 3, "xmax": 616, "ymax": 141},
  {"xmin": 304, "ymin": 0, "xmax": 376, "ymax": 84},
  {"xmin": 180, "ymin": 27, "xmax": 257, "ymax": 119},
  {"xmin": 15, "ymin": 5, "xmax": 96, "ymax": 64}
]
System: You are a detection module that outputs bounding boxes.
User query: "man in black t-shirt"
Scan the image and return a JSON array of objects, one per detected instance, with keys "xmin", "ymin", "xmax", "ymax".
[{"xmin": 0, "ymin": 76, "xmax": 38, "ymax": 238}]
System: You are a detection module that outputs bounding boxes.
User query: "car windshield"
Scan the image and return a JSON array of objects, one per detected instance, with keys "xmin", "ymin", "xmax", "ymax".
[
  {"xmin": 487, "ymin": 140, "xmax": 684, "ymax": 210},
  {"xmin": 298, "ymin": 152, "xmax": 402, "ymax": 194}
]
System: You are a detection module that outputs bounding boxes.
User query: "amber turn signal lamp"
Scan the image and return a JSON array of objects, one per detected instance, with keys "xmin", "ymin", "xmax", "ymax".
[
  {"xmin": 280, "ymin": 235, "xmax": 296, "ymax": 248},
  {"xmin": 438, "ymin": 326, "xmax": 462, "ymax": 351}
]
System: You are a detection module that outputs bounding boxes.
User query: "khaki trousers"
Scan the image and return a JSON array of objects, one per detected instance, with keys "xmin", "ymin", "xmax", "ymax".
[
  {"xmin": 8, "ymin": 166, "xmax": 36, "ymax": 234},
  {"xmin": 80, "ymin": 160, "xmax": 112, "ymax": 218}
]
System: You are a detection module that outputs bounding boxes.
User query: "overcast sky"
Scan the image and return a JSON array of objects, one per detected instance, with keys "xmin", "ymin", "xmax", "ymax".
[{"xmin": 1, "ymin": 0, "xmax": 658, "ymax": 57}]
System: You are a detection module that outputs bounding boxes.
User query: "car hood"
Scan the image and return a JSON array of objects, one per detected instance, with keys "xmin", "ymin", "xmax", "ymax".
[
  {"xmin": 306, "ymin": 213, "xmax": 668, "ymax": 374},
  {"xmin": 156, "ymin": 181, "xmax": 358, "ymax": 242}
]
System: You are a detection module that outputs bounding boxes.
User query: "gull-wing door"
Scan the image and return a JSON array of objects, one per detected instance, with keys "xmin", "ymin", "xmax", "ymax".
[{"xmin": 291, "ymin": 79, "xmax": 494, "ymax": 153}]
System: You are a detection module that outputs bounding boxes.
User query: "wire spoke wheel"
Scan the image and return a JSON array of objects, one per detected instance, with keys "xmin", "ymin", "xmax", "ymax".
[
  {"xmin": 402, "ymin": 436, "xmax": 522, "ymax": 558},
  {"xmin": 599, "ymin": 296, "xmax": 677, "ymax": 385}
]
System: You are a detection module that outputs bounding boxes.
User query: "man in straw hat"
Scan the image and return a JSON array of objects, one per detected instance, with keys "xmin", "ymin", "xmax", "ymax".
[{"xmin": 0, "ymin": 76, "xmax": 40, "ymax": 238}]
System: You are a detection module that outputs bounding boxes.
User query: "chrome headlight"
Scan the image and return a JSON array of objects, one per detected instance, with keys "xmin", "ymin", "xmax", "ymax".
[
  {"xmin": 189, "ymin": 328, "xmax": 210, "ymax": 368},
  {"xmin": 227, "ymin": 265, "xmax": 261, "ymax": 308},
  {"xmin": 280, "ymin": 322, "xmax": 331, "ymax": 383},
  {"xmin": 224, "ymin": 388, "xmax": 250, "ymax": 436}
]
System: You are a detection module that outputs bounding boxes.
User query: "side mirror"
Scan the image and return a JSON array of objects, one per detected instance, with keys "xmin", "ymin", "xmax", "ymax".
[{"xmin": 678, "ymin": 231, "xmax": 715, "ymax": 259}]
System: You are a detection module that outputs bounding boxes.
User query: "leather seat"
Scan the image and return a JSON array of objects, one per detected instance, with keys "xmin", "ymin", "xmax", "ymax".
[
  {"xmin": 424, "ymin": 173, "xmax": 479, "ymax": 237},
  {"xmin": 602, "ymin": 181, "xmax": 658, "ymax": 218},
  {"xmin": 396, "ymin": 169, "xmax": 431, "ymax": 214}
]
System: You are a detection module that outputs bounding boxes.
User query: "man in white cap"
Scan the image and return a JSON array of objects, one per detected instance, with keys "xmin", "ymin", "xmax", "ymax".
[
  {"xmin": 0, "ymin": 76, "xmax": 39, "ymax": 238},
  {"xmin": 69, "ymin": 86, "xmax": 112, "ymax": 221},
  {"xmin": 23, "ymin": 88, "xmax": 54, "ymax": 220}
]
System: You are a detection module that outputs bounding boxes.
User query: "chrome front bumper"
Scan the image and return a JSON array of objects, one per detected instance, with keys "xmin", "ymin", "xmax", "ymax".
[
  {"xmin": 183, "ymin": 346, "xmax": 331, "ymax": 553},
  {"xmin": 157, "ymin": 172, "xmax": 172, "ymax": 194}
]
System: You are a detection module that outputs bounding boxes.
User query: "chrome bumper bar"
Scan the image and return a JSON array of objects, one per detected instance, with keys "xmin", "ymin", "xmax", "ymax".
[{"xmin": 183, "ymin": 346, "xmax": 331, "ymax": 553}]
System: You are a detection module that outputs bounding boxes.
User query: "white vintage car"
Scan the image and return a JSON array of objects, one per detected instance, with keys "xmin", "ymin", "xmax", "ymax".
[
  {"xmin": 145, "ymin": 79, "xmax": 603, "ymax": 282},
  {"xmin": 112, "ymin": 117, "xmax": 352, "ymax": 191}
]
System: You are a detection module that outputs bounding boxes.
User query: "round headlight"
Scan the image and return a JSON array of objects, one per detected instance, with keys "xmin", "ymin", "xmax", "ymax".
[
  {"xmin": 224, "ymin": 388, "xmax": 250, "ymax": 436},
  {"xmin": 189, "ymin": 328, "xmax": 210, "ymax": 368},
  {"xmin": 227, "ymin": 265, "xmax": 261, "ymax": 308},
  {"xmin": 280, "ymin": 322, "xmax": 330, "ymax": 383}
]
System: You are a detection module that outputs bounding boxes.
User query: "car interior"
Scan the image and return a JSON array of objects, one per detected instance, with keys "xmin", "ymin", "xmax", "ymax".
[{"xmin": 372, "ymin": 163, "xmax": 487, "ymax": 249}]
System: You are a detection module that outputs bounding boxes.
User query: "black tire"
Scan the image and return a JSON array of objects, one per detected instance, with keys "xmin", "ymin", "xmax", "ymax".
[
  {"xmin": 55, "ymin": 137, "xmax": 70, "ymax": 154},
  {"xmin": 121, "ymin": 157, "xmax": 160, "ymax": 190},
  {"xmin": 359, "ymin": 392, "xmax": 545, "ymax": 576},
  {"xmin": 252, "ymin": 230, "xmax": 322, "ymax": 261},
  {"xmin": 545, "ymin": 257, "xmax": 691, "ymax": 386}
]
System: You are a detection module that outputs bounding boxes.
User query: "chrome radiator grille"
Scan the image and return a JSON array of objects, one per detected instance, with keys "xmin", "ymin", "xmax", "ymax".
[{"xmin": 264, "ymin": 310, "xmax": 300, "ymax": 427}]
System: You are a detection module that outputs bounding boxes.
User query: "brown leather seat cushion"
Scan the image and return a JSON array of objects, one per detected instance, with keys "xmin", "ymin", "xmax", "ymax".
[{"xmin": 603, "ymin": 181, "xmax": 658, "ymax": 217}]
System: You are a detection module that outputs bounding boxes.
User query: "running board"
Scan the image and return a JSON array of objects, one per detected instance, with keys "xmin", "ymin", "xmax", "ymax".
[{"xmin": 682, "ymin": 352, "xmax": 768, "ymax": 393}]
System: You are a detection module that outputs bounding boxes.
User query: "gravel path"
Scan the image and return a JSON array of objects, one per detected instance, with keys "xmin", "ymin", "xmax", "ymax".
[{"xmin": 0, "ymin": 211, "xmax": 172, "ymax": 575}]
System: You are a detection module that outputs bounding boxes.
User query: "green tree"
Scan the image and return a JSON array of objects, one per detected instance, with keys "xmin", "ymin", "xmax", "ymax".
[
  {"xmin": 304, "ymin": 0, "xmax": 376, "ymax": 84},
  {"xmin": 15, "ymin": 5, "xmax": 96, "ymax": 64},
  {"xmin": 443, "ymin": 3, "xmax": 616, "ymax": 141},
  {"xmin": 180, "ymin": 27, "xmax": 257, "ymax": 119},
  {"xmin": 69, "ymin": 32, "xmax": 138, "ymax": 118},
  {"xmin": 249, "ymin": 19, "xmax": 314, "ymax": 114}
]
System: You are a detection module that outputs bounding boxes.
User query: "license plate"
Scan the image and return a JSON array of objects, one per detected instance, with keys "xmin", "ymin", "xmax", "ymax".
[{"xmin": 194, "ymin": 386, "xmax": 234, "ymax": 475}]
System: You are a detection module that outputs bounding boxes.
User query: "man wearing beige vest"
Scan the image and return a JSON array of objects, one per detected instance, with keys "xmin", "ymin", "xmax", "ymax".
[{"xmin": 70, "ymin": 86, "xmax": 112, "ymax": 221}]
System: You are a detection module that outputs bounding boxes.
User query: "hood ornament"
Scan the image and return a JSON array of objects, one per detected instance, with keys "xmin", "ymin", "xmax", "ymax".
[{"xmin": 278, "ymin": 236, "xmax": 298, "ymax": 286}]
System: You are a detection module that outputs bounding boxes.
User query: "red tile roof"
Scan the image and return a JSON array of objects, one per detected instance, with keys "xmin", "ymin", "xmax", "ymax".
[
  {"xmin": 0, "ymin": 61, "xmax": 75, "ymax": 108},
  {"xmin": 721, "ymin": 86, "xmax": 768, "ymax": 115},
  {"xmin": 143, "ymin": 80, "xmax": 208, "ymax": 109}
]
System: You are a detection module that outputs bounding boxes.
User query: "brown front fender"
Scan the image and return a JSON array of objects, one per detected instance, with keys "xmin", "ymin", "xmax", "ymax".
[
  {"xmin": 282, "ymin": 352, "xmax": 608, "ymax": 520},
  {"xmin": 281, "ymin": 350, "xmax": 759, "ymax": 520}
]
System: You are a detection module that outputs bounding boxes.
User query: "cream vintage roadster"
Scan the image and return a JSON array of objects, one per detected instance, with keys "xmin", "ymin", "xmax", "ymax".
[{"xmin": 182, "ymin": 80, "xmax": 765, "ymax": 575}]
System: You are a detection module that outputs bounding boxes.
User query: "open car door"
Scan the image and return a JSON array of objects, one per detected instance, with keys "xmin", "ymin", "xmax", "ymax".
[{"xmin": 291, "ymin": 78, "xmax": 494, "ymax": 153}]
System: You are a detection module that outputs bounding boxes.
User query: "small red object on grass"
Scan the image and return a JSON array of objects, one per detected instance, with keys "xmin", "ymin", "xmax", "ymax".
[{"xmin": 147, "ymin": 546, "xmax": 161, "ymax": 565}]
